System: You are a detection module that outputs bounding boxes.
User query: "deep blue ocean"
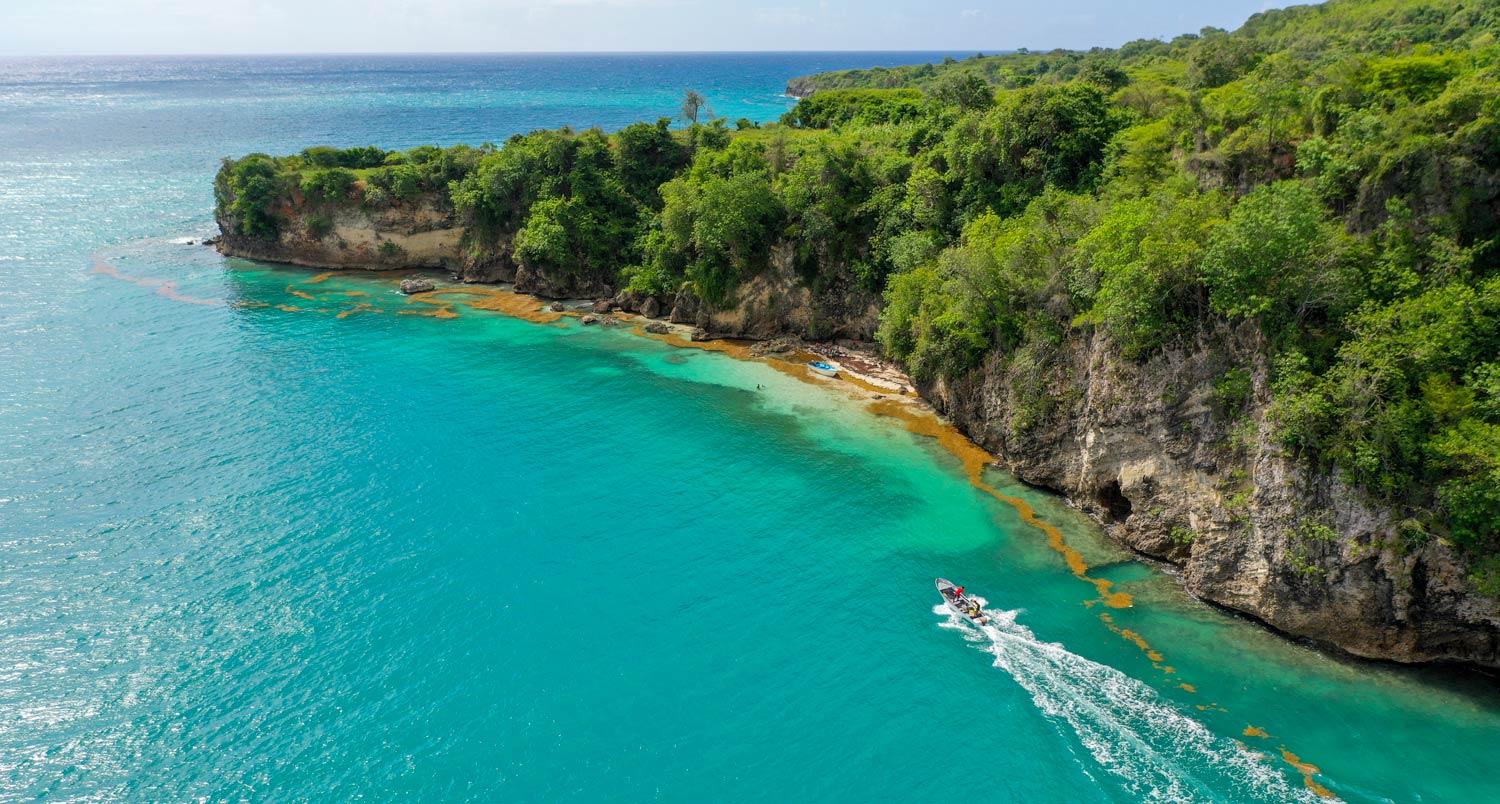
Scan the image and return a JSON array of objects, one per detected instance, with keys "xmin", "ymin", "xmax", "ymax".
[{"xmin": 3, "ymin": 53, "xmax": 1500, "ymax": 803}]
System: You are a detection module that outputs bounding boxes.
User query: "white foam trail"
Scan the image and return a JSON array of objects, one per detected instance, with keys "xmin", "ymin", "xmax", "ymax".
[{"xmin": 934, "ymin": 605, "xmax": 1339, "ymax": 804}]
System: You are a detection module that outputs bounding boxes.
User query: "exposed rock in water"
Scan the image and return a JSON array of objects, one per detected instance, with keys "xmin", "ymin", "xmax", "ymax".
[
  {"xmin": 549, "ymin": 302, "xmax": 565, "ymax": 312},
  {"xmin": 580, "ymin": 314, "xmax": 599, "ymax": 326},
  {"xmin": 599, "ymin": 315, "xmax": 620, "ymax": 328},
  {"xmin": 399, "ymin": 277, "xmax": 436, "ymax": 295},
  {"xmin": 592, "ymin": 299, "xmax": 614, "ymax": 314},
  {"xmin": 641, "ymin": 296, "xmax": 662, "ymax": 319},
  {"xmin": 923, "ymin": 322, "xmax": 1500, "ymax": 668},
  {"xmin": 690, "ymin": 327, "xmax": 711, "ymax": 342},
  {"xmin": 643, "ymin": 321, "xmax": 670, "ymax": 335}
]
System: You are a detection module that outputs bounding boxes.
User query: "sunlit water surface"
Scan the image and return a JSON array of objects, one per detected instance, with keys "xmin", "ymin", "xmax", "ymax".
[{"xmin": 2, "ymin": 54, "xmax": 1498, "ymax": 803}]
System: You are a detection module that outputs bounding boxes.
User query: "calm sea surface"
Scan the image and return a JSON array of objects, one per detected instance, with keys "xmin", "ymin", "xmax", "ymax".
[{"xmin": 1, "ymin": 54, "xmax": 1498, "ymax": 803}]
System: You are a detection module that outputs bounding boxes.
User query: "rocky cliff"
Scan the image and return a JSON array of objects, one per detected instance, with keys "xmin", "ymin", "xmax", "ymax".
[
  {"xmin": 218, "ymin": 195, "xmax": 1500, "ymax": 669},
  {"xmin": 216, "ymin": 191, "xmax": 464, "ymax": 271},
  {"xmin": 925, "ymin": 322, "xmax": 1500, "ymax": 668},
  {"xmin": 217, "ymin": 196, "xmax": 882, "ymax": 342}
]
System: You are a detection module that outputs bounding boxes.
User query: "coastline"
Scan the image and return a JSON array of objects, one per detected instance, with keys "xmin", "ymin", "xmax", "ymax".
[
  {"xmin": 116, "ymin": 252, "xmax": 1500, "ymax": 674},
  {"xmin": 355, "ymin": 271, "xmax": 1500, "ymax": 679},
  {"xmin": 264, "ymin": 264, "xmax": 1351, "ymax": 796},
  {"xmin": 262, "ymin": 269, "xmax": 1155, "ymax": 611}
]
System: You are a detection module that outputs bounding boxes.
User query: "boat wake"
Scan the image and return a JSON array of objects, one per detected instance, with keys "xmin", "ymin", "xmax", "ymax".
[{"xmin": 935, "ymin": 604, "xmax": 1338, "ymax": 804}]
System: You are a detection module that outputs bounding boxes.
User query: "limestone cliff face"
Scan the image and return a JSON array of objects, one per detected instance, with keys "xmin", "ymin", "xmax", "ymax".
[
  {"xmin": 784, "ymin": 79, "xmax": 819, "ymax": 100},
  {"xmin": 218, "ymin": 199, "xmax": 881, "ymax": 341},
  {"xmin": 216, "ymin": 193, "xmax": 464, "ymax": 271},
  {"xmin": 924, "ymin": 323, "xmax": 1500, "ymax": 668},
  {"xmin": 652, "ymin": 244, "xmax": 881, "ymax": 342}
]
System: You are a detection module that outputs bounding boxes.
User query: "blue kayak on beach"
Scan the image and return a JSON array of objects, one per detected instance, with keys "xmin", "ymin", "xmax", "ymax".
[{"xmin": 808, "ymin": 360, "xmax": 838, "ymax": 377}]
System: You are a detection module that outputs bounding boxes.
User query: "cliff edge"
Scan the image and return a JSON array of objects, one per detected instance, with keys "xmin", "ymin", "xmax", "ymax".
[{"xmin": 926, "ymin": 324, "xmax": 1500, "ymax": 667}]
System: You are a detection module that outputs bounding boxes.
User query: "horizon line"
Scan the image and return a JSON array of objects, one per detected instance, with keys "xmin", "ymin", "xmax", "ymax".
[{"xmin": 4, "ymin": 47, "xmax": 1035, "ymax": 60}]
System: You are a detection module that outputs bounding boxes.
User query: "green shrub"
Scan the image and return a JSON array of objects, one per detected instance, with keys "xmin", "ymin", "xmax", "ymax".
[
  {"xmin": 300, "ymin": 168, "xmax": 357, "ymax": 204},
  {"xmin": 306, "ymin": 214, "xmax": 333, "ymax": 238},
  {"xmin": 301, "ymin": 145, "xmax": 388, "ymax": 169},
  {"xmin": 214, "ymin": 154, "xmax": 284, "ymax": 238},
  {"xmin": 1200, "ymin": 181, "xmax": 1343, "ymax": 324},
  {"xmin": 1213, "ymin": 367, "xmax": 1254, "ymax": 416},
  {"xmin": 786, "ymin": 89, "xmax": 924, "ymax": 128},
  {"xmin": 1170, "ymin": 527, "xmax": 1197, "ymax": 546}
]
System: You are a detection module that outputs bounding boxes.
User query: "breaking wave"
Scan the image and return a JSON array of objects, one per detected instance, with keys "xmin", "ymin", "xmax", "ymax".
[{"xmin": 935, "ymin": 604, "xmax": 1338, "ymax": 804}]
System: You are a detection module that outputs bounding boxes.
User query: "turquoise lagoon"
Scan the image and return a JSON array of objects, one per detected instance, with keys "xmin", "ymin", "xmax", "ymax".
[{"xmin": 2, "ymin": 54, "xmax": 1499, "ymax": 803}]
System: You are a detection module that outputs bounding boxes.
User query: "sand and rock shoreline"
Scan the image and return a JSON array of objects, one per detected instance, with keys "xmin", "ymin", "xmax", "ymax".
[{"xmin": 210, "ymin": 249, "xmax": 1500, "ymax": 670}]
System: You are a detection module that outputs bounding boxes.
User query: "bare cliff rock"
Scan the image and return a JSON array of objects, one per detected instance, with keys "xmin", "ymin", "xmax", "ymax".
[
  {"xmin": 216, "ymin": 192, "xmax": 464, "ymax": 271},
  {"xmin": 924, "ymin": 322, "xmax": 1500, "ymax": 668},
  {"xmin": 217, "ymin": 196, "xmax": 875, "ymax": 333},
  {"xmin": 653, "ymin": 244, "xmax": 880, "ymax": 342}
]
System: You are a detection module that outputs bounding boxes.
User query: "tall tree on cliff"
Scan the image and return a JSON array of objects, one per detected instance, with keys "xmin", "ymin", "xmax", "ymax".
[{"xmin": 680, "ymin": 90, "xmax": 712, "ymax": 125}]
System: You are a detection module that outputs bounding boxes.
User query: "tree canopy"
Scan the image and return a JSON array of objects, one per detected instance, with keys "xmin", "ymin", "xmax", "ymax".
[{"xmin": 218, "ymin": 0, "xmax": 1500, "ymax": 573}]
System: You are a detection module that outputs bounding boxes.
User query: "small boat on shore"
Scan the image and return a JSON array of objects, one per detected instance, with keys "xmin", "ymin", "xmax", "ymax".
[
  {"xmin": 808, "ymin": 360, "xmax": 839, "ymax": 377},
  {"xmin": 936, "ymin": 578, "xmax": 989, "ymax": 625}
]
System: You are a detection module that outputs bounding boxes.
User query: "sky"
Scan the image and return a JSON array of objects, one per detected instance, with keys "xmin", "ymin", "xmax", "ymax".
[{"xmin": 1, "ymin": 0, "xmax": 1308, "ymax": 56}]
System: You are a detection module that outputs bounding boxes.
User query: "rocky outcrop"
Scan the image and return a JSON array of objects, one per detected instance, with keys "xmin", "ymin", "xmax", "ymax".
[
  {"xmin": 749, "ymin": 337, "xmax": 805, "ymax": 358},
  {"xmin": 399, "ymin": 277, "xmax": 435, "ymax": 295},
  {"xmin": 512, "ymin": 260, "xmax": 613, "ymax": 299},
  {"xmin": 785, "ymin": 78, "xmax": 820, "ymax": 99},
  {"xmin": 666, "ymin": 244, "xmax": 881, "ymax": 342},
  {"xmin": 218, "ymin": 196, "xmax": 875, "ymax": 341},
  {"xmin": 924, "ymin": 322, "xmax": 1500, "ymax": 668},
  {"xmin": 217, "ymin": 192, "xmax": 464, "ymax": 271}
]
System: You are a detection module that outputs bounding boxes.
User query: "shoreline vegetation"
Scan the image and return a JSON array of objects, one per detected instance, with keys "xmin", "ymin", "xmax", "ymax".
[{"xmin": 214, "ymin": 0, "xmax": 1500, "ymax": 668}]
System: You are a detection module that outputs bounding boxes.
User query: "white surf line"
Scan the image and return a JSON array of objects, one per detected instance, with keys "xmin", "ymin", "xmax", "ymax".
[{"xmin": 934, "ymin": 605, "xmax": 1341, "ymax": 804}]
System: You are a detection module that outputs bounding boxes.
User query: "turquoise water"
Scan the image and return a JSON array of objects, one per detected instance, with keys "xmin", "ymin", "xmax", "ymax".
[{"xmin": 3, "ymin": 55, "xmax": 1500, "ymax": 803}]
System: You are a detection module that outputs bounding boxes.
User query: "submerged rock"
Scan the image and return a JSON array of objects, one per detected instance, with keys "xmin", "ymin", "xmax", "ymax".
[
  {"xmin": 399, "ymin": 277, "xmax": 436, "ymax": 295},
  {"xmin": 599, "ymin": 316, "xmax": 620, "ymax": 328}
]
